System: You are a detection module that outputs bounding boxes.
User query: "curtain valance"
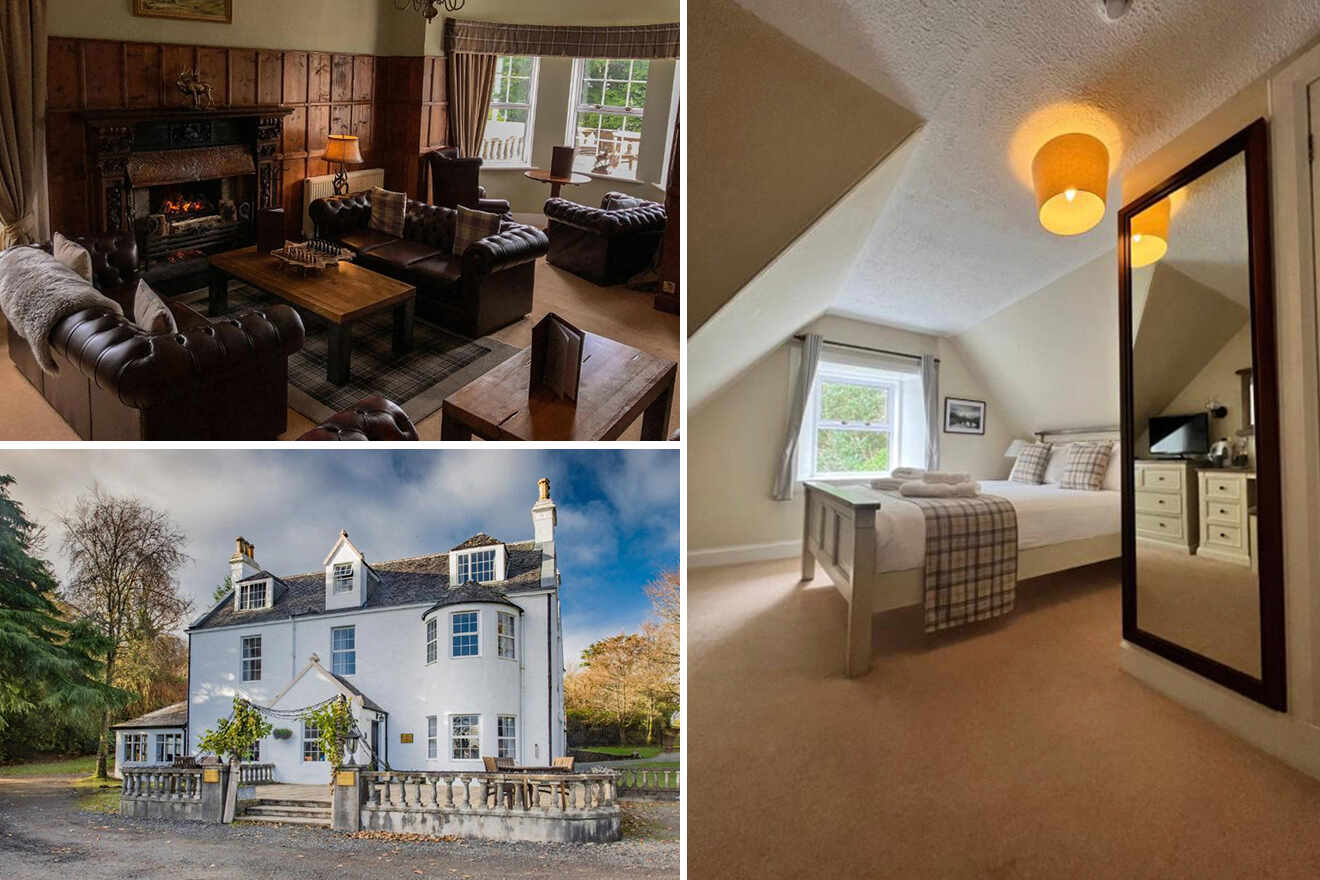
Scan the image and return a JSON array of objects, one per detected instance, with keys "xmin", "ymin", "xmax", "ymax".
[{"xmin": 444, "ymin": 18, "xmax": 680, "ymax": 59}]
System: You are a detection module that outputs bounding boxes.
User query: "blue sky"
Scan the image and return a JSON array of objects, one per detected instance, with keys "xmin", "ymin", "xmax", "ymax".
[{"xmin": 0, "ymin": 449, "xmax": 678, "ymax": 666}]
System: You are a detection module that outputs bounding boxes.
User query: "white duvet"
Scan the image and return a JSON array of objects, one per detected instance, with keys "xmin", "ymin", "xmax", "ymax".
[{"xmin": 873, "ymin": 480, "xmax": 1120, "ymax": 572}]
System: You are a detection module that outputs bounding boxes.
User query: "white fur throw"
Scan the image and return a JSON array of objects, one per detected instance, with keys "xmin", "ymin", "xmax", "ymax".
[{"xmin": 0, "ymin": 246, "xmax": 123, "ymax": 374}]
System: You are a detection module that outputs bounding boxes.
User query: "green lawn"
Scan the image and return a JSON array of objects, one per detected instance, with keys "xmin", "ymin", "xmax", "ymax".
[
  {"xmin": 580, "ymin": 745, "xmax": 671, "ymax": 758},
  {"xmin": 74, "ymin": 777, "xmax": 122, "ymax": 814},
  {"xmin": 0, "ymin": 755, "xmax": 109, "ymax": 777}
]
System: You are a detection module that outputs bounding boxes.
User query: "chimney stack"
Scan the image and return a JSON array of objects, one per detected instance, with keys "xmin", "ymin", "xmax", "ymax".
[
  {"xmin": 230, "ymin": 536, "xmax": 260, "ymax": 586},
  {"xmin": 532, "ymin": 478, "xmax": 557, "ymax": 545}
]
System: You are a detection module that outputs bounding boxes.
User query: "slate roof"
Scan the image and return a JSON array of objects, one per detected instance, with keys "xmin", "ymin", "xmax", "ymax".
[
  {"xmin": 235, "ymin": 569, "xmax": 287, "ymax": 586},
  {"xmin": 451, "ymin": 533, "xmax": 502, "ymax": 551},
  {"xmin": 422, "ymin": 582, "xmax": 521, "ymax": 618},
  {"xmin": 327, "ymin": 671, "xmax": 386, "ymax": 713},
  {"xmin": 112, "ymin": 701, "xmax": 188, "ymax": 730},
  {"xmin": 190, "ymin": 540, "xmax": 545, "ymax": 632}
]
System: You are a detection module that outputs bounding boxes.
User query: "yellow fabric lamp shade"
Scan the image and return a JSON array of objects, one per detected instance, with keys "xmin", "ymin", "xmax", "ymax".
[
  {"xmin": 1129, "ymin": 197, "xmax": 1170, "ymax": 268},
  {"xmin": 324, "ymin": 134, "xmax": 363, "ymax": 165},
  {"xmin": 1031, "ymin": 133, "xmax": 1109, "ymax": 235}
]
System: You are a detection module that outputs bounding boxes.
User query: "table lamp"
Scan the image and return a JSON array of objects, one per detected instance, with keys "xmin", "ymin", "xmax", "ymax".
[{"xmin": 324, "ymin": 134, "xmax": 363, "ymax": 196}]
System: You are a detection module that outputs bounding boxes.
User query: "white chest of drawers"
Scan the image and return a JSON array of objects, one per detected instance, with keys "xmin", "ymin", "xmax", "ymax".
[
  {"xmin": 1197, "ymin": 470, "xmax": 1255, "ymax": 567},
  {"xmin": 1134, "ymin": 460, "xmax": 1199, "ymax": 553}
]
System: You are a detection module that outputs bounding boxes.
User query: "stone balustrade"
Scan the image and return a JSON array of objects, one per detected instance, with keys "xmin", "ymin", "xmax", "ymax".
[
  {"xmin": 614, "ymin": 767, "xmax": 679, "ymax": 800},
  {"xmin": 238, "ymin": 762, "xmax": 275, "ymax": 784},
  {"xmin": 121, "ymin": 766, "xmax": 204, "ymax": 801},
  {"xmin": 121, "ymin": 766, "xmax": 217, "ymax": 822}
]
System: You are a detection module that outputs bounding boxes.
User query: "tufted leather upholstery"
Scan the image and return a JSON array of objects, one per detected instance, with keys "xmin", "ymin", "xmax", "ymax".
[
  {"xmin": 310, "ymin": 192, "xmax": 548, "ymax": 338},
  {"xmin": 297, "ymin": 395, "xmax": 419, "ymax": 441},
  {"xmin": 419, "ymin": 148, "xmax": 512, "ymax": 215},
  {"xmin": 8, "ymin": 232, "xmax": 305, "ymax": 440},
  {"xmin": 543, "ymin": 192, "xmax": 666, "ymax": 286}
]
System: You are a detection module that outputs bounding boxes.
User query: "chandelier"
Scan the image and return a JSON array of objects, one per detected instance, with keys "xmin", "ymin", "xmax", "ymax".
[{"xmin": 393, "ymin": 0, "xmax": 464, "ymax": 21}]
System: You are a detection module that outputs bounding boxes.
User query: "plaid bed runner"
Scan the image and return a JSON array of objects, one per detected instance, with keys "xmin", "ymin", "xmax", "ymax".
[{"xmin": 885, "ymin": 492, "xmax": 1019, "ymax": 632}]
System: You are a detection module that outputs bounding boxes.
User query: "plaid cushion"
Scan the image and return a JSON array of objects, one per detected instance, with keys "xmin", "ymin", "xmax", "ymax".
[
  {"xmin": 368, "ymin": 186, "xmax": 406, "ymax": 238},
  {"xmin": 1059, "ymin": 441, "xmax": 1113, "ymax": 491},
  {"xmin": 452, "ymin": 205, "xmax": 502, "ymax": 256},
  {"xmin": 1009, "ymin": 441, "xmax": 1052, "ymax": 484}
]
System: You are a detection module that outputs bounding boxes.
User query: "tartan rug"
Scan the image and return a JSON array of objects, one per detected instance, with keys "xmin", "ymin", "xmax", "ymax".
[{"xmin": 179, "ymin": 283, "xmax": 520, "ymax": 425}]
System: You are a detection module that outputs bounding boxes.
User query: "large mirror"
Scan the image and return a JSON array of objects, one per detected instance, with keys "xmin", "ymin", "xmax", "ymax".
[{"xmin": 1118, "ymin": 119, "xmax": 1285, "ymax": 710}]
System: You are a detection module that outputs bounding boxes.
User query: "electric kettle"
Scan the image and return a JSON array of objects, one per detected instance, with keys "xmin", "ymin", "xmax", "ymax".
[{"xmin": 1209, "ymin": 438, "xmax": 1231, "ymax": 467}]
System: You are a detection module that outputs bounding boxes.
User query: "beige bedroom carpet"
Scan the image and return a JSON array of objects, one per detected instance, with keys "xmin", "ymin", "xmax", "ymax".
[{"xmin": 689, "ymin": 556, "xmax": 1320, "ymax": 879}]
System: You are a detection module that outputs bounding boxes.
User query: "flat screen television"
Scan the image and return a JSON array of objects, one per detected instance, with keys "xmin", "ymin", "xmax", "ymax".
[{"xmin": 1149, "ymin": 412, "xmax": 1210, "ymax": 456}]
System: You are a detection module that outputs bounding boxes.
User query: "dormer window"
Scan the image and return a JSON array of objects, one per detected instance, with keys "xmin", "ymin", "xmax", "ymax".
[
  {"xmin": 333, "ymin": 563, "xmax": 354, "ymax": 593},
  {"xmin": 238, "ymin": 580, "xmax": 267, "ymax": 610},
  {"xmin": 456, "ymin": 549, "xmax": 497, "ymax": 584}
]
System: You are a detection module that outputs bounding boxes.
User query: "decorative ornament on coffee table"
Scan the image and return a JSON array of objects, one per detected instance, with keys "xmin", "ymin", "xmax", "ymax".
[
  {"xmin": 176, "ymin": 69, "xmax": 215, "ymax": 110},
  {"xmin": 393, "ymin": 0, "xmax": 464, "ymax": 22}
]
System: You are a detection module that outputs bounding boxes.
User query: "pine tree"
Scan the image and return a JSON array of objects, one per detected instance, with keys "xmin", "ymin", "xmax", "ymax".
[
  {"xmin": 212, "ymin": 575, "xmax": 231, "ymax": 606},
  {"xmin": 0, "ymin": 475, "xmax": 117, "ymax": 758}
]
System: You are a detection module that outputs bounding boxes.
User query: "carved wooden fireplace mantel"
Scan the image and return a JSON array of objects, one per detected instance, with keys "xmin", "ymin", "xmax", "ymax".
[{"xmin": 80, "ymin": 105, "xmax": 294, "ymax": 235}]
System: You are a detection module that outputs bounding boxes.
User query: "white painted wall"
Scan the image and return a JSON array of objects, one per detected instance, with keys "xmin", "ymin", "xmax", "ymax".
[{"xmin": 111, "ymin": 727, "xmax": 185, "ymax": 780}]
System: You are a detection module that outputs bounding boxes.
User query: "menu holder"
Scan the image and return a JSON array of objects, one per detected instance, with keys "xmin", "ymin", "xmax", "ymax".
[
  {"xmin": 530, "ymin": 312, "xmax": 584, "ymax": 402},
  {"xmin": 550, "ymin": 145, "xmax": 576, "ymax": 180}
]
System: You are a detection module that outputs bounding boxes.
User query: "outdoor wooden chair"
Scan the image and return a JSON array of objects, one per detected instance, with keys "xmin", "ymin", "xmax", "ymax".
[{"xmin": 552, "ymin": 756, "xmax": 575, "ymax": 771}]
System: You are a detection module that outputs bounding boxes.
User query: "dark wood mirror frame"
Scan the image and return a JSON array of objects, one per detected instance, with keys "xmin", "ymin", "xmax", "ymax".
[{"xmin": 1117, "ymin": 118, "xmax": 1286, "ymax": 711}]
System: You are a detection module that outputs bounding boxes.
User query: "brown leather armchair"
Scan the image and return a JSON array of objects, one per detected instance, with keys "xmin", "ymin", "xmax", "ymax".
[
  {"xmin": 6, "ymin": 232, "xmax": 305, "ymax": 440},
  {"xmin": 297, "ymin": 395, "xmax": 419, "ymax": 441},
  {"xmin": 419, "ymin": 148, "xmax": 511, "ymax": 214},
  {"xmin": 543, "ymin": 192, "xmax": 666, "ymax": 286}
]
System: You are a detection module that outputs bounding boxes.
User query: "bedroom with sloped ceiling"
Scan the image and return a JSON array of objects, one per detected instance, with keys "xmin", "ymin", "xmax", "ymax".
[{"xmin": 687, "ymin": 0, "xmax": 1320, "ymax": 877}]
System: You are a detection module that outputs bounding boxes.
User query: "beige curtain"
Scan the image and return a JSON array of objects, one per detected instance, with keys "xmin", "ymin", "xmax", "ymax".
[
  {"xmin": 447, "ymin": 53, "xmax": 497, "ymax": 159},
  {"xmin": 0, "ymin": 0, "xmax": 48, "ymax": 247}
]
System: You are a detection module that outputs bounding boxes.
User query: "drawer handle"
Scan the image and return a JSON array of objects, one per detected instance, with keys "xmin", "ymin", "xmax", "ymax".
[
  {"xmin": 1219, "ymin": 532, "xmax": 1228, "ymax": 538},
  {"xmin": 1159, "ymin": 522, "xmax": 1166, "ymax": 528}
]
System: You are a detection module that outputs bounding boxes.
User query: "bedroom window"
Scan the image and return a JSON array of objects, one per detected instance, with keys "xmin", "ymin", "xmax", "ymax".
[
  {"xmin": 482, "ymin": 55, "xmax": 538, "ymax": 167},
  {"xmin": 241, "ymin": 635, "xmax": 261, "ymax": 682},
  {"xmin": 452, "ymin": 611, "xmax": 479, "ymax": 657},
  {"xmin": 331, "ymin": 625, "xmax": 356, "ymax": 675},
  {"xmin": 497, "ymin": 612, "xmax": 516, "ymax": 660},
  {"xmin": 804, "ymin": 367, "xmax": 900, "ymax": 477},
  {"xmin": 456, "ymin": 549, "xmax": 497, "ymax": 584},
  {"xmin": 426, "ymin": 618, "xmax": 438, "ymax": 664},
  {"xmin": 333, "ymin": 563, "xmax": 354, "ymax": 593},
  {"xmin": 238, "ymin": 580, "xmax": 266, "ymax": 610}
]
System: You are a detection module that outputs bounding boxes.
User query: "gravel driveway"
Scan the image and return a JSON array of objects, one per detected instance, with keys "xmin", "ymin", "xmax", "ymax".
[{"xmin": 0, "ymin": 776, "xmax": 678, "ymax": 879}]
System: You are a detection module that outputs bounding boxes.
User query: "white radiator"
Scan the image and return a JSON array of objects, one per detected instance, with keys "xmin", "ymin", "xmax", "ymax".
[{"xmin": 303, "ymin": 167, "xmax": 385, "ymax": 237}]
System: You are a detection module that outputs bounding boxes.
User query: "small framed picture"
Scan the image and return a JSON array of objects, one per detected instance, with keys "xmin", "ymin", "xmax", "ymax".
[
  {"xmin": 944, "ymin": 397, "xmax": 986, "ymax": 435},
  {"xmin": 133, "ymin": 0, "xmax": 232, "ymax": 24}
]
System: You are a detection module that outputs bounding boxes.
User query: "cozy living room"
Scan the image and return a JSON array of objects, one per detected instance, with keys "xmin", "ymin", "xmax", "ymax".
[{"xmin": 0, "ymin": 0, "xmax": 680, "ymax": 441}]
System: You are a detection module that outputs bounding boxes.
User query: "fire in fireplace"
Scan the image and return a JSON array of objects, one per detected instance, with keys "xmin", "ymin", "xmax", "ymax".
[{"xmin": 159, "ymin": 191, "xmax": 216, "ymax": 220}]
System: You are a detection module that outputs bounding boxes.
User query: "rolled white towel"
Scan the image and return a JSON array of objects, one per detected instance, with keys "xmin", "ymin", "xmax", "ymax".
[
  {"xmin": 871, "ymin": 478, "xmax": 904, "ymax": 491},
  {"xmin": 900, "ymin": 480, "xmax": 981, "ymax": 498},
  {"xmin": 922, "ymin": 471, "xmax": 972, "ymax": 485},
  {"xmin": 891, "ymin": 467, "xmax": 926, "ymax": 480}
]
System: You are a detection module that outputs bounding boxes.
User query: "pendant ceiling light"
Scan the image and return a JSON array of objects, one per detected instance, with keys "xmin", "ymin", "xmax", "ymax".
[
  {"xmin": 1031, "ymin": 133, "xmax": 1109, "ymax": 236},
  {"xmin": 1130, "ymin": 197, "xmax": 1170, "ymax": 267},
  {"xmin": 394, "ymin": 0, "xmax": 465, "ymax": 22}
]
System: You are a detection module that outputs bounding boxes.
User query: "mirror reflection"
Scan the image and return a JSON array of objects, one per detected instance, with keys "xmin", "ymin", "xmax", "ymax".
[{"xmin": 1130, "ymin": 152, "xmax": 1260, "ymax": 676}]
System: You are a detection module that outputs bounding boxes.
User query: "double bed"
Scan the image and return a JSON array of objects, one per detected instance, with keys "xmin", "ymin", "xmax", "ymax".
[{"xmin": 802, "ymin": 430, "xmax": 1122, "ymax": 676}]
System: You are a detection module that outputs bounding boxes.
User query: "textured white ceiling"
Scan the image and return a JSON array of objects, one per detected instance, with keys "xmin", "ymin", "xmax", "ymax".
[
  {"xmin": 1160, "ymin": 152, "xmax": 1249, "ymax": 307},
  {"xmin": 734, "ymin": 0, "xmax": 1320, "ymax": 334}
]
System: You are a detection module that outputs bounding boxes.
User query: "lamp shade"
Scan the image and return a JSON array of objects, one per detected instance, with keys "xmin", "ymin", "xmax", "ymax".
[
  {"xmin": 324, "ymin": 134, "xmax": 363, "ymax": 165},
  {"xmin": 1004, "ymin": 438, "xmax": 1029, "ymax": 459},
  {"xmin": 1031, "ymin": 133, "xmax": 1109, "ymax": 236},
  {"xmin": 1129, "ymin": 197, "xmax": 1170, "ymax": 268}
]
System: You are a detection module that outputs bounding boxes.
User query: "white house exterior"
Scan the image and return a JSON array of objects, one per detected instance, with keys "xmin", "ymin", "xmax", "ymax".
[
  {"xmin": 183, "ymin": 479, "xmax": 566, "ymax": 784},
  {"xmin": 110, "ymin": 701, "xmax": 188, "ymax": 780}
]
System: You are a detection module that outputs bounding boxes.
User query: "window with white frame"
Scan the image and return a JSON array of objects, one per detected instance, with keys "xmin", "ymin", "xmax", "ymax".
[
  {"xmin": 241, "ymin": 635, "xmax": 261, "ymax": 682},
  {"xmin": 331, "ymin": 625, "xmax": 356, "ymax": 675},
  {"xmin": 244, "ymin": 740, "xmax": 260, "ymax": 762},
  {"xmin": 451, "ymin": 714, "xmax": 480, "ymax": 760},
  {"xmin": 497, "ymin": 715, "xmax": 517, "ymax": 759},
  {"xmin": 238, "ymin": 580, "xmax": 266, "ymax": 610},
  {"xmin": 482, "ymin": 55, "xmax": 538, "ymax": 167},
  {"xmin": 451, "ymin": 611, "xmax": 479, "ymax": 657},
  {"xmin": 497, "ymin": 611, "xmax": 516, "ymax": 660},
  {"xmin": 302, "ymin": 721, "xmax": 324, "ymax": 762},
  {"xmin": 332, "ymin": 563, "xmax": 354, "ymax": 593},
  {"xmin": 455, "ymin": 549, "xmax": 496, "ymax": 584},
  {"xmin": 122, "ymin": 733, "xmax": 147, "ymax": 763},
  {"xmin": 570, "ymin": 58, "xmax": 649, "ymax": 179},
  {"xmin": 426, "ymin": 715, "xmax": 438, "ymax": 759},
  {"xmin": 425, "ymin": 618, "xmax": 438, "ymax": 664},
  {"xmin": 155, "ymin": 732, "xmax": 183, "ymax": 763}
]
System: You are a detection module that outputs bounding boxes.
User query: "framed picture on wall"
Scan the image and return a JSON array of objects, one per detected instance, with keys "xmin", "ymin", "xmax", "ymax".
[
  {"xmin": 133, "ymin": 0, "xmax": 233, "ymax": 24},
  {"xmin": 944, "ymin": 397, "xmax": 986, "ymax": 435}
]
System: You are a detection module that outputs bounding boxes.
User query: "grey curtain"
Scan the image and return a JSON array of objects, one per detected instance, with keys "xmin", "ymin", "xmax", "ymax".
[
  {"xmin": 447, "ymin": 52, "xmax": 497, "ymax": 159},
  {"xmin": 922, "ymin": 354, "xmax": 940, "ymax": 470},
  {"xmin": 773, "ymin": 333, "xmax": 823, "ymax": 500},
  {"xmin": 0, "ymin": 0, "xmax": 48, "ymax": 247}
]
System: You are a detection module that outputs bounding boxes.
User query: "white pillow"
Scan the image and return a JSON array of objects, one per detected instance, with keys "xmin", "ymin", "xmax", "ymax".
[
  {"xmin": 1101, "ymin": 441, "xmax": 1121, "ymax": 491},
  {"xmin": 132, "ymin": 279, "xmax": 177, "ymax": 336},
  {"xmin": 1043, "ymin": 443, "xmax": 1072, "ymax": 484},
  {"xmin": 53, "ymin": 232, "xmax": 93, "ymax": 283}
]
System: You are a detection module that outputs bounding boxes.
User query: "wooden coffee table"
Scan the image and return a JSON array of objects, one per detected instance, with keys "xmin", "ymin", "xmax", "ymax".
[
  {"xmin": 440, "ymin": 332, "xmax": 676, "ymax": 441},
  {"xmin": 208, "ymin": 246, "xmax": 416, "ymax": 386}
]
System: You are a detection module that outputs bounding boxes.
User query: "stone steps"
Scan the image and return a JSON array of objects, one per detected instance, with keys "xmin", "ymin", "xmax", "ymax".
[
  {"xmin": 236, "ymin": 799, "xmax": 332, "ymax": 827},
  {"xmin": 234, "ymin": 814, "xmax": 329, "ymax": 826}
]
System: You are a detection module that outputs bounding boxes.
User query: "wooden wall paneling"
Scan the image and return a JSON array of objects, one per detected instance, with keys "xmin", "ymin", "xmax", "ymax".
[
  {"xmin": 229, "ymin": 49, "xmax": 258, "ymax": 107},
  {"xmin": 81, "ymin": 40, "xmax": 124, "ymax": 108},
  {"xmin": 161, "ymin": 44, "xmax": 196, "ymax": 107},
  {"xmin": 196, "ymin": 46, "xmax": 229, "ymax": 106},
  {"xmin": 429, "ymin": 104, "xmax": 447, "ymax": 149},
  {"xmin": 330, "ymin": 104, "xmax": 351, "ymax": 140},
  {"xmin": 282, "ymin": 51, "xmax": 308, "ymax": 106},
  {"xmin": 47, "ymin": 38, "xmax": 81, "ymax": 110},
  {"xmin": 283, "ymin": 105, "xmax": 307, "ymax": 155},
  {"xmin": 124, "ymin": 43, "xmax": 161, "ymax": 108},
  {"xmin": 353, "ymin": 56, "xmax": 373, "ymax": 103},
  {"xmin": 307, "ymin": 104, "xmax": 330, "ymax": 154},
  {"xmin": 256, "ymin": 50, "xmax": 282, "ymax": 104},
  {"xmin": 331, "ymin": 54, "xmax": 352, "ymax": 103},
  {"xmin": 421, "ymin": 57, "xmax": 434, "ymax": 103},
  {"xmin": 309, "ymin": 52, "xmax": 331, "ymax": 104},
  {"xmin": 430, "ymin": 55, "xmax": 445, "ymax": 104},
  {"xmin": 282, "ymin": 157, "xmax": 306, "ymax": 240},
  {"xmin": 308, "ymin": 156, "xmax": 330, "ymax": 178},
  {"xmin": 352, "ymin": 104, "xmax": 372, "ymax": 156}
]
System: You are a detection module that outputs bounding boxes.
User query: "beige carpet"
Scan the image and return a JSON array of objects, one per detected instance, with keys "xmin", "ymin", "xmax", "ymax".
[
  {"xmin": 0, "ymin": 257, "xmax": 678, "ymax": 441},
  {"xmin": 689, "ymin": 556, "xmax": 1320, "ymax": 879}
]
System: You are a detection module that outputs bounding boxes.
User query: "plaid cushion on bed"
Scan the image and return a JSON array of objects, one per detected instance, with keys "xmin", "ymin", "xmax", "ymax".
[
  {"xmin": 1009, "ymin": 441, "xmax": 1052, "ymax": 484},
  {"xmin": 1059, "ymin": 441, "xmax": 1112, "ymax": 490},
  {"xmin": 369, "ymin": 186, "xmax": 406, "ymax": 238},
  {"xmin": 452, "ymin": 205, "xmax": 502, "ymax": 256}
]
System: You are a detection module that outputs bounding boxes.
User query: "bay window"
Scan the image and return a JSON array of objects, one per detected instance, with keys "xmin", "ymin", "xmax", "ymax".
[
  {"xmin": 483, "ymin": 56, "xmax": 538, "ymax": 167},
  {"xmin": 569, "ymin": 58, "xmax": 649, "ymax": 179}
]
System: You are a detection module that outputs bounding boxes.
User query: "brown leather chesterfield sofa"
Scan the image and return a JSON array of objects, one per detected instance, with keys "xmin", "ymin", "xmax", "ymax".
[
  {"xmin": 297, "ymin": 394, "xmax": 419, "ymax": 441},
  {"xmin": 310, "ymin": 193, "xmax": 547, "ymax": 338},
  {"xmin": 5, "ymin": 232, "xmax": 304, "ymax": 440},
  {"xmin": 543, "ymin": 192, "xmax": 666, "ymax": 286}
]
